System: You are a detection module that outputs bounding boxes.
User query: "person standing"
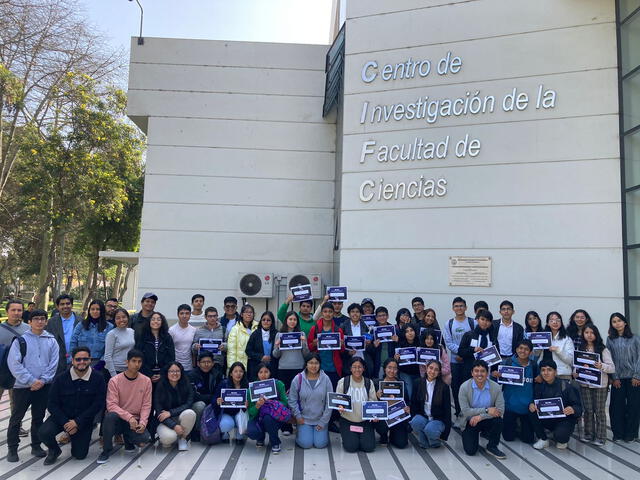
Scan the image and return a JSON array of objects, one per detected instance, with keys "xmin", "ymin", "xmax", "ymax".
[
  {"xmin": 245, "ymin": 311, "xmax": 277, "ymax": 381},
  {"xmin": 105, "ymin": 298, "xmax": 119, "ymax": 325},
  {"xmin": 493, "ymin": 301, "xmax": 524, "ymax": 361},
  {"xmin": 226, "ymin": 304, "xmax": 257, "ymax": 370},
  {"xmin": 272, "ymin": 311, "xmax": 310, "ymax": 390},
  {"xmin": 69, "ymin": 300, "xmax": 114, "ymax": 365},
  {"xmin": 22, "ymin": 302, "xmax": 35, "ymax": 322},
  {"xmin": 458, "ymin": 310, "xmax": 497, "ymax": 382},
  {"xmin": 606, "ymin": 312, "xmax": 640, "ymax": 443},
  {"xmin": 39, "ymin": 346, "xmax": 106, "ymax": 465},
  {"xmin": 411, "ymin": 297, "xmax": 426, "ymax": 324},
  {"xmin": 129, "ymin": 292, "xmax": 157, "ymax": 339},
  {"xmin": 341, "ymin": 303, "xmax": 373, "ymax": 376},
  {"xmin": 221, "ymin": 296, "xmax": 242, "ymax": 333},
  {"xmin": 98, "ymin": 349, "xmax": 152, "ymax": 464},
  {"xmin": 46, "ymin": 294, "xmax": 80, "ymax": 374},
  {"xmin": 443, "ymin": 297, "xmax": 475, "ymax": 416},
  {"xmin": 308, "ymin": 303, "xmax": 345, "ymax": 389},
  {"xmin": 277, "ymin": 295, "xmax": 315, "ymax": 336},
  {"xmin": 365, "ymin": 306, "xmax": 399, "ymax": 379},
  {"xmin": 189, "ymin": 294, "xmax": 206, "ymax": 326},
  {"xmin": 169, "ymin": 304, "xmax": 197, "ymax": 372},
  {"xmin": 136, "ymin": 312, "xmax": 175, "ymax": 385},
  {"xmin": 541, "ymin": 312, "xmax": 574, "ymax": 380},
  {"xmin": 104, "ymin": 308, "xmax": 135, "ymax": 377},
  {"xmin": 6, "ymin": 309, "xmax": 59, "ymax": 462},
  {"xmin": 192, "ymin": 307, "xmax": 226, "ymax": 366}
]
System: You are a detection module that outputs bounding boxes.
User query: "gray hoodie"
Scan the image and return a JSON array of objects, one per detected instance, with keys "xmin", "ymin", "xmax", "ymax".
[
  {"xmin": 288, "ymin": 370, "xmax": 333, "ymax": 427},
  {"xmin": 8, "ymin": 329, "xmax": 59, "ymax": 389},
  {"xmin": 272, "ymin": 332, "xmax": 310, "ymax": 370}
]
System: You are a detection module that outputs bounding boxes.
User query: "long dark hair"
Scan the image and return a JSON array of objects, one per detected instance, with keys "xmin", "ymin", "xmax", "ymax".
[
  {"xmin": 395, "ymin": 308, "xmax": 412, "ymax": 325},
  {"xmin": 544, "ymin": 311, "xmax": 567, "ymax": 339},
  {"xmin": 524, "ymin": 311, "xmax": 542, "ymax": 333},
  {"xmin": 609, "ymin": 312, "xmax": 633, "ymax": 339},
  {"xmin": 567, "ymin": 309, "xmax": 593, "ymax": 339},
  {"xmin": 140, "ymin": 311, "xmax": 169, "ymax": 339},
  {"xmin": 227, "ymin": 361, "xmax": 249, "ymax": 388},
  {"xmin": 280, "ymin": 311, "xmax": 300, "ymax": 333},
  {"xmin": 582, "ymin": 324, "xmax": 605, "ymax": 355},
  {"xmin": 423, "ymin": 360, "xmax": 445, "ymax": 405},
  {"xmin": 83, "ymin": 299, "xmax": 108, "ymax": 332},
  {"xmin": 157, "ymin": 362, "xmax": 191, "ymax": 405},
  {"xmin": 398, "ymin": 323, "xmax": 419, "ymax": 347}
]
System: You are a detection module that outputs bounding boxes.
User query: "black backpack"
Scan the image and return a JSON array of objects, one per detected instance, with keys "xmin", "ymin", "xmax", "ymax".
[
  {"xmin": 343, "ymin": 375, "xmax": 372, "ymax": 395},
  {"xmin": 0, "ymin": 324, "xmax": 27, "ymax": 389}
]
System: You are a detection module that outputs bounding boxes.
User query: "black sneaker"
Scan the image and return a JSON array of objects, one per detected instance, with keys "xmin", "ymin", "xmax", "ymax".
[
  {"xmin": 486, "ymin": 446, "xmax": 506, "ymax": 460},
  {"xmin": 96, "ymin": 451, "xmax": 110, "ymax": 464},
  {"xmin": 18, "ymin": 427, "xmax": 29, "ymax": 437},
  {"xmin": 7, "ymin": 448, "xmax": 19, "ymax": 463},
  {"xmin": 31, "ymin": 445, "xmax": 47, "ymax": 458},
  {"xmin": 328, "ymin": 422, "xmax": 340, "ymax": 433},
  {"xmin": 124, "ymin": 444, "xmax": 136, "ymax": 453},
  {"xmin": 44, "ymin": 447, "xmax": 62, "ymax": 465}
]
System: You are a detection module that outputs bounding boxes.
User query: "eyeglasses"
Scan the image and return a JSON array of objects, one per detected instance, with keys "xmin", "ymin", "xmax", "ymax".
[
  {"xmin": 31, "ymin": 317, "xmax": 47, "ymax": 322},
  {"xmin": 206, "ymin": 314, "xmax": 219, "ymax": 319},
  {"xmin": 168, "ymin": 370, "xmax": 181, "ymax": 375},
  {"xmin": 74, "ymin": 357, "xmax": 91, "ymax": 362}
]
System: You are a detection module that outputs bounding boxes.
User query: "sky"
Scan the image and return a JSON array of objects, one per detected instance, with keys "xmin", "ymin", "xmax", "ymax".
[{"xmin": 78, "ymin": 0, "xmax": 335, "ymax": 56}]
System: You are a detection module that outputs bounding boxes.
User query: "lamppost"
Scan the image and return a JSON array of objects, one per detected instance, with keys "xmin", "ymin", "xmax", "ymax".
[{"xmin": 129, "ymin": 0, "xmax": 144, "ymax": 45}]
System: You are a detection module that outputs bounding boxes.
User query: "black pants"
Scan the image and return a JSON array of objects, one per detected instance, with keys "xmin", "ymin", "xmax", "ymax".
[
  {"xmin": 450, "ymin": 363, "xmax": 465, "ymax": 414},
  {"xmin": 101, "ymin": 412, "xmax": 151, "ymax": 453},
  {"xmin": 529, "ymin": 412, "xmax": 576, "ymax": 443},
  {"xmin": 374, "ymin": 420, "xmax": 408, "ymax": 448},
  {"xmin": 610, "ymin": 378, "xmax": 640, "ymax": 441},
  {"xmin": 502, "ymin": 410, "xmax": 534, "ymax": 444},
  {"xmin": 39, "ymin": 417, "xmax": 93, "ymax": 459},
  {"xmin": 339, "ymin": 418, "xmax": 376, "ymax": 453},
  {"xmin": 7, "ymin": 385, "xmax": 50, "ymax": 449},
  {"xmin": 461, "ymin": 417, "xmax": 502, "ymax": 455}
]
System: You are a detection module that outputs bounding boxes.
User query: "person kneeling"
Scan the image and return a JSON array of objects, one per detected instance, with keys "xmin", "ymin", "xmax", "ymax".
[
  {"xmin": 97, "ymin": 349, "xmax": 152, "ymax": 464},
  {"xmin": 459, "ymin": 360, "xmax": 507, "ymax": 459},
  {"xmin": 247, "ymin": 363, "xmax": 289, "ymax": 454},
  {"xmin": 530, "ymin": 359, "xmax": 583, "ymax": 450},
  {"xmin": 155, "ymin": 362, "xmax": 196, "ymax": 451},
  {"xmin": 39, "ymin": 346, "xmax": 106, "ymax": 465},
  {"xmin": 337, "ymin": 357, "xmax": 378, "ymax": 453}
]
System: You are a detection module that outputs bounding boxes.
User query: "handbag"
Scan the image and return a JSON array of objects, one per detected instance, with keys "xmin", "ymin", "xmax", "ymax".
[
  {"xmin": 259, "ymin": 399, "xmax": 292, "ymax": 423},
  {"xmin": 235, "ymin": 410, "xmax": 249, "ymax": 435}
]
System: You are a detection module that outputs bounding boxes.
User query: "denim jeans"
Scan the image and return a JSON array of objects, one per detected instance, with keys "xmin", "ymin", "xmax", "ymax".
[
  {"xmin": 296, "ymin": 423, "xmax": 329, "ymax": 449},
  {"xmin": 247, "ymin": 415, "xmax": 283, "ymax": 447},
  {"xmin": 410, "ymin": 415, "xmax": 445, "ymax": 448}
]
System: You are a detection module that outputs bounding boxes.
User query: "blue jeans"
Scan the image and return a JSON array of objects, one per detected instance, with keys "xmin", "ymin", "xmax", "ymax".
[
  {"xmin": 410, "ymin": 415, "xmax": 445, "ymax": 448},
  {"xmin": 398, "ymin": 372, "xmax": 418, "ymax": 400},
  {"xmin": 247, "ymin": 415, "xmax": 283, "ymax": 447},
  {"xmin": 219, "ymin": 413, "xmax": 247, "ymax": 439},
  {"xmin": 296, "ymin": 423, "xmax": 329, "ymax": 449}
]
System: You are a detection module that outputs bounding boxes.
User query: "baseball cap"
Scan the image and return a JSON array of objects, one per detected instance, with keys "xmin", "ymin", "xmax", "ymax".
[
  {"xmin": 361, "ymin": 298, "xmax": 374, "ymax": 307},
  {"xmin": 141, "ymin": 292, "xmax": 158, "ymax": 302}
]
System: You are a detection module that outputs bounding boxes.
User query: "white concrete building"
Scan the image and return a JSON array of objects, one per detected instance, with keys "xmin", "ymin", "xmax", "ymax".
[{"xmin": 123, "ymin": 0, "xmax": 638, "ymax": 331}]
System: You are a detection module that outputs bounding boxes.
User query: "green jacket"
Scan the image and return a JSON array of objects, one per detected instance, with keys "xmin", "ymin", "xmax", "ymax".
[
  {"xmin": 277, "ymin": 303, "xmax": 315, "ymax": 336},
  {"xmin": 248, "ymin": 379, "xmax": 288, "ymax": 419}
]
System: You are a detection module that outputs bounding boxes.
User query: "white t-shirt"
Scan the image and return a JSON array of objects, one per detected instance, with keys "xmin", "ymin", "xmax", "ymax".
[
  {"xmin": 189, "ymin": 312, "xmax": 205, "ymax": 327},
  {"xmin": 169, "ymin": 323, "xmax": 197, "ymax": 371},
  {"xmin": 498, "ymin": 321, "xmax": 514, "ymax": 356}
]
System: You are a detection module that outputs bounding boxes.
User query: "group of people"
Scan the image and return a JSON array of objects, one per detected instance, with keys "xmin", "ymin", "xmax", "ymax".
[{"xmin": 1, "ymin": 292, "xmax": 638, "ymax": 467}]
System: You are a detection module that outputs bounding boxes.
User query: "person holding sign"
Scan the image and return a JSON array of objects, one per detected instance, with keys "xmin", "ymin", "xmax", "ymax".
[
  {"xmin": 394, "ymin": 324, "xmax": 421, "ymax": 400},
  {"xmin": 245, "ymin": 311, "xmax": 278, "ymax": 381},
  {"xmin": 308, "ymin": 303, "xmax": 345, "ymax": 390},
  {"xmin": 492, "ymin": 340, "xmax": 538, "ymax": 444},
  {"xmin": 530, "ymin": 359, "xmax": 582, "ymax": 450},
  {"xmin": 395, "ymin": 308, "xmax": 413, "ymax": 330},
  {"xmin": 247, "ymin": 363, "xmax": 289, "ymax": 454},
  {"xmin": 336, "ymin": 357, "xmax": 378, "ymax": 453},
  {"xmin": 273, "ymin": 311, "xmax": 310, "ymax": 390},
  {"xmin": 458, "ymin": 359, "xmax": 506, "ymax": 459},
  {"xmin": 313, "ymin": 293, "xmax": 349, "ymax": 329},
  {"xmin": 573, "ymin": 324, "xmax": 614, "ymax": 445},
  {"xmin": 458, "ymin": 309, "xmax": 498, "ymax": 383},
  {"xmin": 540, "ymin": 312, "xmax": 574, "ymax": 380},
  {"xmin": 277, "ymin": 294, "xmax": 315, "ymax": 336},
  {"xmin": 226, "ymin": 304, "xmax": 258, "ymax": 372},
  {"xmin": 409, "ymin": 360, "xmax": 451, "ymax": 449},
  {"xmin": 373, "ymin": 358, "xmax": 410, "ymax": 448},
  {"xmin": 567, "ymin": 309, "xmax": 593, "ymax": 352},
  {"xmin": 420, "ymin": 329, "xmax": 451, "ymax": 384},
  {"xmin": 215, "ymin": 362, "xmax": 249, "ymax": 443},
  {"xmin": 366, "ymin": 306, "xmax": 399, "ymax": 378},
  {"xmin": 289, "ymin": 354, "xmax": 333, "ymax": 449},
  {"xmin": 524, "ymin": 311, "xmax": 544, "ymax": 360},
  {"xmin": 342, "ymin": 303, "xmax": 374, "ymax": 376},
  {"xmin": 607, "ymin": 312, "xmax": 640, "ymax": 443},
  {"xmin": 191, "ymin": 307, "xmax": 225, "ymax": 366}
]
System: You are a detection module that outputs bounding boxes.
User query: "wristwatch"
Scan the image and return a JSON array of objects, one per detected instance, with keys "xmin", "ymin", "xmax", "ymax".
[{"xmin": 485, "ymin": 408, "xmax": 489, "ymax": 414}]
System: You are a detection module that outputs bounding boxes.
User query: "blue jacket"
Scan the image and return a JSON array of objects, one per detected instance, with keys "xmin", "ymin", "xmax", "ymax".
[
  {"xmin": 70, "ymin": 322, "xmax": 114, "ymax": 360},
  {"xmin": 501, "ymin": 355, "xmax": 539, "ymax": 415},
  {"xmin": 8, "ymin": 330, "xmax": 59, "ymax": 388}
]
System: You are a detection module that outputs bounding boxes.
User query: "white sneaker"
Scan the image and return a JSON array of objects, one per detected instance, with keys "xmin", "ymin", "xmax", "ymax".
[
  {"xmin": 533, "ymin": 439, "xmax": 549, "ymax": 450},
  {"xmin": 556, "ymin": 442, "xmax": 568, "ymax": 449},
  {"xmin": 178, "ymin": 439, "xmax": 189, "ymax": 451}
]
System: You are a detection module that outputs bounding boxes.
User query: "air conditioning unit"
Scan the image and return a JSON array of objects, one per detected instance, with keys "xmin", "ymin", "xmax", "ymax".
[
  {"xmin": 237, "ymin": 273, "xmax": 274, "ymax": 298},
  {"xmin": 288, "ymin": 274, "xmax": 323, "ymax": 299}
]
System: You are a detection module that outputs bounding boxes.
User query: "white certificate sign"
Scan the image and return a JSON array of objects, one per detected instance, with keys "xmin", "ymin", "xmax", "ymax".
[
  {"xmin": 395, "ymin": 347, "xmax": 417, "ymax": 365},
  {"xmin": 220, "ymin": 388, "xmax": 247, "ymax": 408},
  {"xmin": 474, "ymin": 345, "xmax": 502, "ymax": 367},
  {"xmin": 362, "ymin": 315, "xmax": 377, "ymax": 328},
  {"xmin": 280, "ymin": 332, "xmax": 302, "ymax": 350},
  {"xmin": 575, "ymin": 367, "xmax": 602, "ymax": 386},
  {"xmin": 374, "ymin": 325, "xmax": 395, "ymax": 342},
  {"xmin": 199, "ymin": 338, "xmax": 222, "ymax": 354},
  {"xmin": 317, "ymin": 332, "xmax": 341, "ymax": 350},
  {"xmin": 448, "ymin": 256, "xmax": 492, "ymax": 287},
  {"xmin": 326, "ymin": 286, "xmax": 348, "ymax": 302},
  {"xmin": 291, "ymin": 284, "xmax": 313, "ymax": 302},
  {"xmin": 328, "ymin": 392, "xmax": 352, "ymax": 412},
  {"xmin": 526, "ymin": 332, "xmax": 552, "ymax": 349},
  {"xmin": 573, "ymin": 350, "xmax": 600, "ymax": 368},
  {"xmin": 417, "ymin": 347, "xmax": 440, "ymax": 364},
  {"xmin": 497, "ymin": 365, "xmax": 525, "ymax": 386},
  {"xmin": 345, "ymin": 335, "xmax": 365, "ymax": 351},
  {"xmin": 248, "ymin": 378, "xmax": 277, "ymax": 401},
  {"xmin": 362, "ymin": 401, "xmax": 388, "ymax": 420},
  {"xmin": 535, "ymin": 397, "xmax": 566, "ymax": 419},
  {"xmin": 379, "ymin": 381, "xmax": 404, "ymax": 400},
  {"xmin": 386, "ymin": 400, "xmax": 410, "ymax": 427}
]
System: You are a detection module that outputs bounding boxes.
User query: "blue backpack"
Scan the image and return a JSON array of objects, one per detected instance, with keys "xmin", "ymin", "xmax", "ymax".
[
  {"xmin": 0, "ymin": 324, "xmax": 27, "ymax": 389},
  {"xmin": 199, "ymin": 404, "xmax": 221, "ymax": 444}
]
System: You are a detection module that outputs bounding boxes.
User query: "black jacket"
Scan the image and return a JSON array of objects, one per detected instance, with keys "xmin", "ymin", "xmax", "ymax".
[
  {"xmin": 130, "ymin": 311, "xmax": 152, "ymax": 340},
  {"xmin": 458, "ymin": 326, "xmax": 499, "ymax": 381},
  {"xmin": 47, "ymin": 368, "xmax": 106, "ymax": 430},
  {"xmin": 492, "ymin": 320, "xmax": 525, "ymax": 356},
  {"xmin": 213, "ymin": 377, "xmax": 248, "ymax": 417},
  {"xmin": 135, "ymin": 332, "xmax": 176, "ymax": 378},
  {"xmin": 534, "ymin": 378, "xmax": 583, "ymax": 418},
  {"xmin": 245, "ymin": 328, "xmax": 277, "ymax": 381},
  {"xmin": 410, "ymin": 376, "xmax": 452, "ymax": 440},
  {"xmin": 365, "ymin": 324, "xmax": 398, "ymax": 379},
  {"xmin": 188, "ymin": 365, "xmax": 224, "ymax": 404},
  {"xmin": 153, "ymin": 379, "xmax": 195, "ymax": 429},
  {"xmin": 341, "ymin": 321, "xmax": 374, "ymax": 377}
]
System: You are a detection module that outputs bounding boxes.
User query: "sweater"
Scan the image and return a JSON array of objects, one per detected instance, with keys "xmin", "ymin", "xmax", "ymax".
[
  {"xmin": 443, "ymin": 317, "xmax": 475, "ymax": 364},
  {"xmin": 47, "ymin": 367, "xmax": 106, "ymax": 430},
  {"xmin": 288, "ymin": 371, "xmax": 333, "ymax": 427},
  {"xmin": 106, "ymin": 372, "xmax": 152, "ymax": 427},
  {"xmin": 458, "ymin": 378, "xmax": 505, "ymax": 430},
  {"xmin": 606, "ymin": 335, "xmax": 640, "ymax": 380},
  {"xmin": 272, "ymin": 332, "xmax": 310, "ymax": 370},
  {"xmin": 191, "ymin": 324, "xmax": 225, "ymax": 364},
  {"xmin": 247, "ymin": 379, "xmax": 287, "ymax": 420},
  {"xmin": 0, "ymin": 321, "xmax": 29, "ymax": 346},
  {"xmin": 104, "ymin": 327, "xmax": 135, "ymax": 376},
  {"xmin": 336, "ymin": 375, "xmax": 378, "ymax": 423},
  {"xmin": 8, "ymin": 330, "xmax": 59, "ymax": 388}
]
